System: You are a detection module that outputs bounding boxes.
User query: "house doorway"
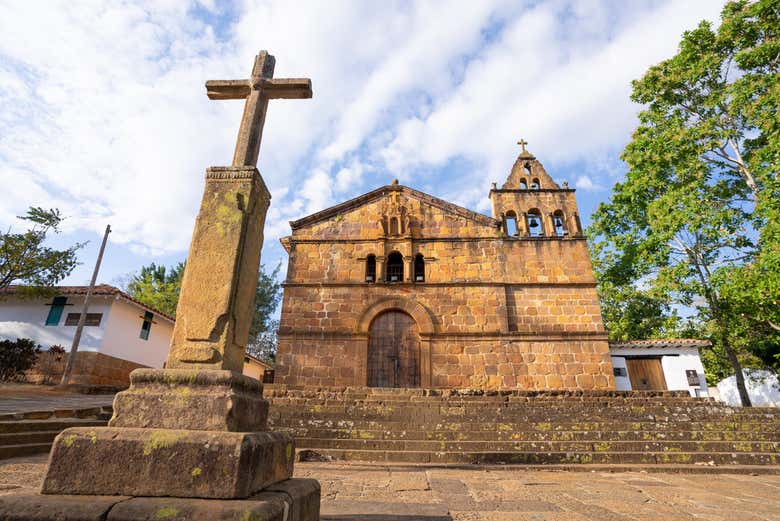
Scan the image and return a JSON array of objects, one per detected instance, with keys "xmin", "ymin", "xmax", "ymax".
[
  {"xmin": 367, "ymin": 311, "xmax": 420, "ymax": 387},
  {"xmin": 626, "ymin": 358, "xmax": 667, "ymax": 391}
]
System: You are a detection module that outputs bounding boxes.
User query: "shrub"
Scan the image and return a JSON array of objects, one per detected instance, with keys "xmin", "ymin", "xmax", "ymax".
[
  {"xmin": 0, "ymin": 338, "xmax": 41, "ymax": 381},
  {"xmin": 48, "ymin": 344, "xmax": 66, "ymax": 355}
]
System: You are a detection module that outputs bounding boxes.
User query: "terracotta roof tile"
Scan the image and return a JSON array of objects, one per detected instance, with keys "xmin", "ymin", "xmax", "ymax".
[
  {"xmin": 608, "ymin": 339, "xmax": 710, "ymax": 349},
  {"xmin": 1, "ymin": 284, "xmax": 175, "ymax": 323}
]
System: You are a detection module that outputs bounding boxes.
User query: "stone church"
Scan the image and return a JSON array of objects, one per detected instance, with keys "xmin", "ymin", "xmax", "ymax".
[{"xmin": 274, "ymin": 145, "xmax": 616, "ymax": 390}]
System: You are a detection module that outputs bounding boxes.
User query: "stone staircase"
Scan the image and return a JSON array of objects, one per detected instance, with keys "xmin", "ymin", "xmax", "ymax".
[
  {"xmin": 266, "ymin": 387, "xmax": 780, "ymax": 473},
  {"xmin": 0, "ymin": 407, "xmax": 111, "ymax": 460}
]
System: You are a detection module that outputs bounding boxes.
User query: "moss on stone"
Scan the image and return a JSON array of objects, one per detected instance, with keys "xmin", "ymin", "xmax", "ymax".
[
  {"xmin": 155, "ymin": 506, "xmax": 179, "ymax": 519},
  {"xmin": 143, "ymin": 431, "xmax": 184, "ymax": 456},
  {"xmin": 191, "ymin": 467, "xmax": 202, "ymax": 477}
]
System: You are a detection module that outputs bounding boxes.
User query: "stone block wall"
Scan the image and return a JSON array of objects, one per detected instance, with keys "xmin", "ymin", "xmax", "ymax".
[{"xmin": 25, "ymin": 351, "xmax": 146, "ymax": 385}]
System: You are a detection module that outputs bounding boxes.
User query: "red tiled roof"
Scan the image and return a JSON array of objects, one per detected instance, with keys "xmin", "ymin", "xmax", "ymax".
[
  {"xmin": 608, "ymin": 339, "xmax": 710, "ymax": 349},
  {"xmin": 1, "ymin": 284, "xmax": 175, "ymax": 323},
  {"xmin": 244, "ymin": 352, "xmax": 273, "ymax": 370}
]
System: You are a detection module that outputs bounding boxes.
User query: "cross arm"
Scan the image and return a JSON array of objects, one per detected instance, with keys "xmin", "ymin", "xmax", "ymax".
[
  {"xmin": 206, "ymin": 80, "xmax": 251, "ymax": 100},
  {"xmin": 261, "ymin": 78, "xmax": 312, "ymax": 99}
]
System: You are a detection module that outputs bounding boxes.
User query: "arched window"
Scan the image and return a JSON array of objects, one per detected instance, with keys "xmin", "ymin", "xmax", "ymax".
[
  {"xmin": 519, "ymin": 179, "xmax": 528, "ymax": 190},
  {"xmin": 531, "ymin": 178, "xmax": 540, "ymax": 190},
  {"xmin": 390, "ymin": 217, "xmax": 399, "ymax": 235},
  {"xmin": 414, "ymin": 254, "xmax": 425, "ymax": 282},
  {"xmin": 387, "ymin": 252, "xmax": 404, "ymax": 282},
  {"xmin": 365, "ymin": 254, "xmax": 376, "ymax": 282},
  {"xmin": 524, "ymin": 164, "xmax": 531, "ymax": 176},
  {"xmin": 553, "ymin": 210, "xmax": 567, "ymax": 237},
  {"xmin": 527, "ymin": 209, "xmax": 544, "ymax": 237},
  {"xmin": 505, "ymin": 211, "xmax": 518, "ymax": 236}
]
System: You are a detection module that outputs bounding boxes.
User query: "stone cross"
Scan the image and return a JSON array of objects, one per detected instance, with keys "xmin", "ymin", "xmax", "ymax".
[
  {"xmin": 206, "ymin": 51, "xmax": 312, "ymax": 167},
  {"xmin": 165, "ymin": 51, "xmax": 312, "ymax": 372},
  {"xmin": 517, "ymin": 138, "xmax": 529, "ymax": 153}
]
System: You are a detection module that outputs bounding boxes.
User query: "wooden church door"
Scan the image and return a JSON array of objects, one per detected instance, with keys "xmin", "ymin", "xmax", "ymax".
[{"xmin": 367, "ymin": 311, "xmax": 420, "ymax": 388}]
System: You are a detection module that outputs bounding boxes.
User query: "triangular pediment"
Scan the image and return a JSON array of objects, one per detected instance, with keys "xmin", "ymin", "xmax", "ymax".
[{"xmin": 289, "ymin": 184, "xmax": 499, "ymax": 231}]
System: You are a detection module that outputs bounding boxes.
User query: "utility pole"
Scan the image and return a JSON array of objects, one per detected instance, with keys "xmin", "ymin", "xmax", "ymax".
[{"xmin": 60, "ymin": 224, "xmax": 111, "ymax": 386}]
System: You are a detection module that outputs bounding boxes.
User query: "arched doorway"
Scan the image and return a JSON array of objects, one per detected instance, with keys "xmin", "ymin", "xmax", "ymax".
[{"xmin": 367, "ymin": 311, "xmax": 420, "ymax": 387}]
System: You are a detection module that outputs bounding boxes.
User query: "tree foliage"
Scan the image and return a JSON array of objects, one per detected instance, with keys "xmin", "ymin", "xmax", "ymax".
[
  {"xmin": 246, "ymin": 263, "xmax": 283, "ymax": 364},
  {"xmin": 589, "ymin": 0, "xmax": 779, "ymax": 406},
  {"xmin": 126, "ymin": 262, "xmax": 185, "ymax": 317},
  {"xmin": 0, "ymin": 338, "xmax": 40, "ymax": 381},
  {"xmin": 0, "ymin": 208, "xmax": 84, "ymax": 293}
]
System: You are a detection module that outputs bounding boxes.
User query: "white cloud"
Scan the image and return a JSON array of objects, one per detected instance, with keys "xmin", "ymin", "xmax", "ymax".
[
  {"xmin": 575, "ymin": 175, "xmax": 597, "ymax": 191},
  {"xmin": 0, "ymin": 0, "xmax": 727, "ymax": 264}
]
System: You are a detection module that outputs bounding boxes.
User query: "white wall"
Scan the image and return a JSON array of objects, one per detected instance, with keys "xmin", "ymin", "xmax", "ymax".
[
  {"xmin": 0, "ymin": 295, "xmax": 112, "ymax": 351},
  {"xmin": 611, "ymin": 356, "xmax": 631, "ymax": 391},
  {"xmin": 610, "ymin": 347, "xmax": 708, "ymax": 397},
  {"xmin": 101, "ymin": 298, "xmax": 173, "ymax": 368},
  {"xmin": 717, "ymin": 369, "xmax": 780, "ymax": 407}
]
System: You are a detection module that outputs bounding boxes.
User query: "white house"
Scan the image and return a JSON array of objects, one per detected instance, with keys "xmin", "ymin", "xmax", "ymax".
[
  {"xmin": 0, "ymin": 285, "xmax": 174, "ymax": 385},
  {"xmin": 716, "ymin": 369, "xmax": 780, "ymax": 407},
  {"xmin": 609, "ymin": 339, "xmax": 710, "ymax": 397}
]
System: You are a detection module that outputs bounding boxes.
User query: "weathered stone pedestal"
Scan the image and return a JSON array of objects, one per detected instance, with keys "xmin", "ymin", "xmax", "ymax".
[{"xmin": 0, "ymin": 369, "xmax": 320, "ymax": 520}]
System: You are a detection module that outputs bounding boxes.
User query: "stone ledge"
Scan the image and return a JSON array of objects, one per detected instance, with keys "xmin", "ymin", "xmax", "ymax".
[
  {"xmin": 0, "ymin": 478, "xmax": 320, "ymax": 520},
  {"xmin": 109, "ymin": 369, "xmax": 268, "ymax": 432},
  {"xmin": 42, "ymin": 427, "xmax": 294, "ymax": 499}
]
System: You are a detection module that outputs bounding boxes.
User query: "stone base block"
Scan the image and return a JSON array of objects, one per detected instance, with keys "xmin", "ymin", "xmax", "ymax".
[
  {"xmin": 109, "ymin": 368, "xmax": 268, "ymax": 431},
  {"xmin": 0, "ymin": 478, "xmax": 320, "ymax": 521},
  {"xmin": 42, "ymin": 427, "xmax": 294, "ymax": 499}
]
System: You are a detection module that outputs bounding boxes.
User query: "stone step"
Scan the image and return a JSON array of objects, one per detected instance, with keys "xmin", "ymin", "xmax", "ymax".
[
  {"xmin": 271, "ymin": 396, "xmax": 778, "ymax": 412},
  {"xmin": 0, "ymin": 442, "xmax": 52, "ymax": 460},
  {"xmin": 270, "ymin": 418, "xmax": 780, "ymax": 434},
  {"xmin": 0, "ymin": 418, "xmax": 107, "ymax": 434},
  {"xmin": 0, "ymin": 430, "xmax": 61, "ymax": 446},
  {"xmin": 293, "ymin": 437, "xmax": 780, "ymax": 453},
  {"xmin": 269, "ymin": 403, "xmax": 779, "ymax": 419},
  {"xmin": 0, "ymin": 406, "xmax": 112, "ymax": 422},
  {"xmin": 268, "ymin": 387, "xmax": 693, "ymax": 398},
  {"xmin": 297, "ymin": 448, "xmax": 779, "ymax": 466},
  {"xmin": 274, "ymin": 427, "xmax": 780, "ymax": 442}
]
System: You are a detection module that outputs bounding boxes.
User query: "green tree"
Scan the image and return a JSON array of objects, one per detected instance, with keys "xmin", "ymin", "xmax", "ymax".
[
  {"xmin": 590, "ymin": 0, "xmax": 779, "ymax": 407},
  {"xmin": 126, "ymin": 262, "xmax": 185, "ymax": 317},
  {"xmin": 0, "ymin": 208, "xmax": 84, "ymax": 293},
  {"xmin": 246, "ymin": 263, "xmax": 283, "ymax": 364}
]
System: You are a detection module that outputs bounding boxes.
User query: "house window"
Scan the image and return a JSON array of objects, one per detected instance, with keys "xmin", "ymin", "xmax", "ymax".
[
  {"xmin": 45, "ymin": 296, "xmax": 67, "ymax": 326},
  {"xmin": 64, "ymin": 313, "xmax": 102, "ymax": 326},
  {"xmin": 527, "ymin": 209, "xmax": 544, "ymax": 237},
  {"xmin": 140, "ymin": 311, "xmax": 153, "ymax": 340},
  {"xmin": 414, "ymin": 254, "xmax": 425, "ymax": 282},
  {"xmin": 386, "ymin": 252, "xmax": 404, "ymax": 282},
  {"xmin": 365, "ymin": 255, "xmax": 376, "ymax": 282}
]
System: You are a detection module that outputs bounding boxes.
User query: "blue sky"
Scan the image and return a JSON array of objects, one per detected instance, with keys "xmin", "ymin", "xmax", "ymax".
[{"xmin": 0, "ymin": 0, "xmax": 727, "ymax": 288}]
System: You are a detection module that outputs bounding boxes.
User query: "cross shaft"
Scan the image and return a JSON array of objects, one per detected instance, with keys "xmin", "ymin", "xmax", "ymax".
[{"xmin": 206, "ymin": 51, "xmax": 312, "ymax": 167}]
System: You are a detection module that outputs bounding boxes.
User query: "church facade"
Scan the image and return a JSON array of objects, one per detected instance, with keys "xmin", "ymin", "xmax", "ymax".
[{"xmin": 274, "ymin": 147, "xmax": 616, "ymax": 390}]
